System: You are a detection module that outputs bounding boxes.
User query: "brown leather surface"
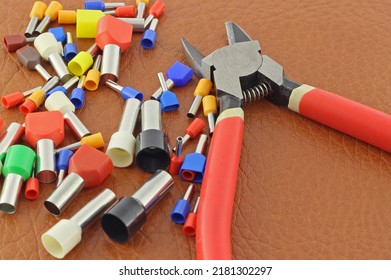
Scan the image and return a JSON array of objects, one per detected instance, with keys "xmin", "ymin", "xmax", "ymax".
[{"xmin": 1, "ymin": 0, "xmax": 391, "ymax": 260}]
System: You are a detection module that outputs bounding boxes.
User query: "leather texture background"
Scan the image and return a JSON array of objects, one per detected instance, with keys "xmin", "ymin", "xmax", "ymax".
[{"xmin": 1, "ymin": 0, "xmax": 391, "ymax": 260}]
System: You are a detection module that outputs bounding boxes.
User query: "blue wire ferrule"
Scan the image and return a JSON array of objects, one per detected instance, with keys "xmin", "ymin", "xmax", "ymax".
[
  {"xmin": 84, "ymin": 1, "xmax": 105, "ymax": 11},
  {"xmin": 150, "ymin": 61, "xmax": 194, "ymax": 100},
  {"xmin": 120, "ymin": 87, "xmax": 143, "ymax": 101},
  {"xmin": 56, "ymin": 149, "xmax": 74, "ymax": 187},
  {"xmin": 106, "ymin": 79, "xmax": 143, "ymax": 102},
  {"xmin": 48, "ymin": 27, "xmax": 66, "ymax": 43},
  {"xmin": 141, "ymin": 30, "xmax": 156, "ymax": 50},
  {"xmin": 141, "ymin": 18, "xmax": 158, "ymax": 50},
  {"xmin": 70, "ymin": 75, "xmax": 86, "ymax": 109},
  {"xmin": 57, "ymin": 149, "xmax": 74, "ymax": 170},
  {"xmin": 171, "ymin": 184, "xmax": 194, "ymax": 224},
  {"xmin": 179, "ymin": 134, "xmax": 208, "ymax": 183},
  {"xmin": 63, "ymin": 32, "xmax": 78, "ymax": 62},
  {"xmin": 157, "ymin": 72, "xmax": 179, "ymax": 112},
  {"xmin": 160, "ymin": 90, "xmax": 179, "ymax": 112},
  {"xmin": 84, "ymin": 1, "xmax": 125, "ymax": 11},
  {"xmin": 46, "ymin": 85, "xmax": 66, "ymax": 98},
  {"xmin": 70, "ymin": 88, "xmax": 85, "ymax": 109},
  {"xmin": 64, "ymin": 43, "xmax": 78, "ymax": 62},
  {"xmin": 166, "ymin": 61, "xmax": 194, "ymax": 87}
]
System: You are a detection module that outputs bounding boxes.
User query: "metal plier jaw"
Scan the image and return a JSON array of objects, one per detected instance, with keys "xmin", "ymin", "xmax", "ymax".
[{"xmin": 182, "ymin": 22, "xmax": 299, "ymax": 114}]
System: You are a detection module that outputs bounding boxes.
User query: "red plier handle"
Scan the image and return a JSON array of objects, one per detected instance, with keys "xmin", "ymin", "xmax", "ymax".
[
  {"xmin": 197, "ymin": 108, "xmax": 244, "ymax": 259},
  {"xmin": 289, "ymin": 85, "xmax": 391, "ymax": 152}
]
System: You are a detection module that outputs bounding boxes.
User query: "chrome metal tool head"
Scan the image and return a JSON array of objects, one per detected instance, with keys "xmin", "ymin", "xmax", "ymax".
[{"xmin": 181, "ymin": 22, "xmax": 300, "ymax": 113}]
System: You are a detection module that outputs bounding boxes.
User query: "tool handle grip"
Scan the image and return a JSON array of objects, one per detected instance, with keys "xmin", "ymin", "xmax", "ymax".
[
  {"xmin": 288, "ymin": 85, "xmax": 391, "ymax": 152},
  {"xmin": 197, "ymin": 108, "xmax": 244, "ymax": 260}
]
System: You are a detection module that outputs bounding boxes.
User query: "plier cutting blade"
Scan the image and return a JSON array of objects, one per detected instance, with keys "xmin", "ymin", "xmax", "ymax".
[{"xmin": 182, "ymin": 22, "xmax": 391, "ymax": 260}]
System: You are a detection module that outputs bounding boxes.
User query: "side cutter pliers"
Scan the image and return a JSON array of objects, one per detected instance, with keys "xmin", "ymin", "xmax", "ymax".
[{"xmin": 182, "ymin": 22, "xmax": 391, "ymax": 260}]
